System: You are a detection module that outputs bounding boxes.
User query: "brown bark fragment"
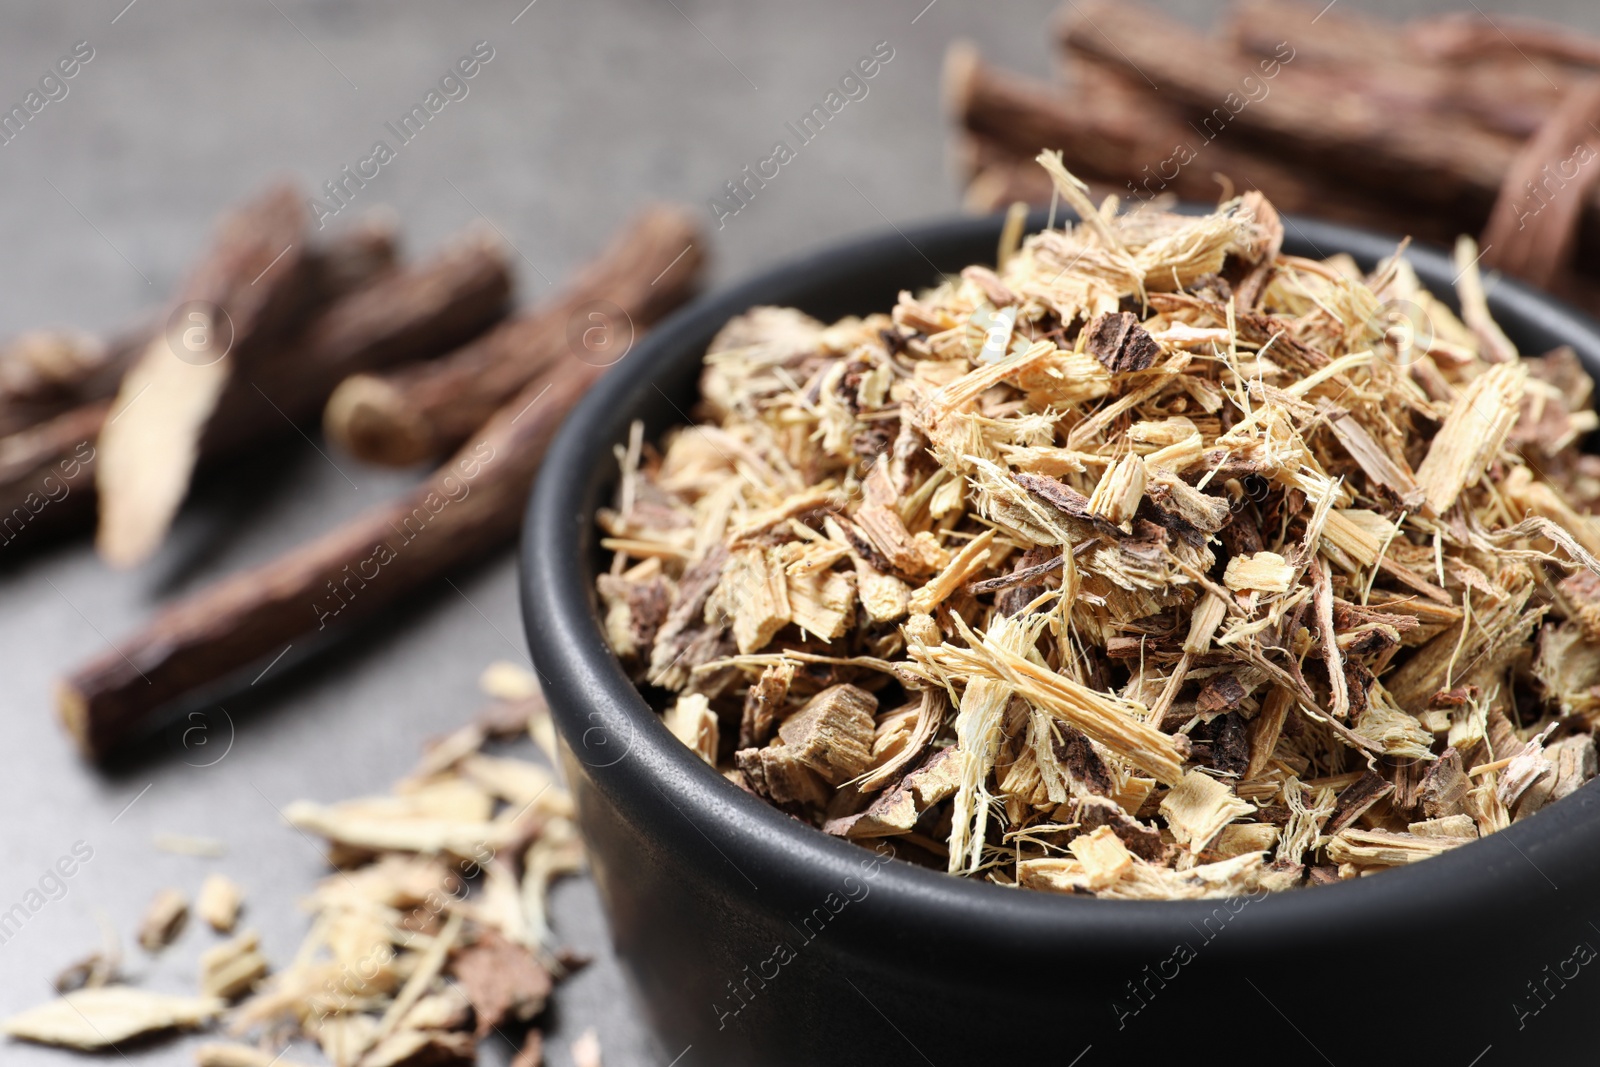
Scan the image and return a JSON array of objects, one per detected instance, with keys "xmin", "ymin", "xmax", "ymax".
[
  {"xmin": 1327, "ymin": 771, "xmax": 1396, "ymax": 835},
  {"xmin": 1084, "ymin": 311, "xmax": 1161, "ymax": 373},
  {"xmin": 1196, "ymin": 674, "xmax": 1245, "ymax": 714},
  {"xmin": 1056, "ymin": 722, "xmax": 1113, "ymax": 796},
  {"xmin": 824, "ymin": 746, "xmax": 960, "ymax": 838},
  {"xmin": 1202, "ymin": 711, "xmax": 1251, "ymax": 778},
  {"xmin": 647, "ymin": 545, "xmax": 730, "ymax": 690},
  {"xmin": 1417, "ymin": 747, "xmax": 1470, "ymax": 820},
  {"xmin": 447, "ymin": 929, "xmax": 553, "ymax": 1039},
  {"xmin": 138, "ymin": 888, "xmax": 188, "ymax": 953},
  {"xmin": 1246, "ymin": 687, "xmax": 1293, "ymax": 781},
  {"xmin": 734, "ymin": 745, "xmax": 830, "ymax": 807},
  {"xmin": 1516, "ymin": 733, "xmax": 1598, "ymax": 817},
  {"xmin": 777, "ymin": 684, "xmax": 878, "ymax": 785},
  {"xmin": 1073, "ymin": 796, "xmax": 1165, "ymax": 861}
]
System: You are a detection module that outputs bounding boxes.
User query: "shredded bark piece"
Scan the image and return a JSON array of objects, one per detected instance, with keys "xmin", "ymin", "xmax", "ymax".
[
  {"xmin": 774, "ymin": 684, "xmax": 879, "ymax": 785},
  {"xmin": 735, "ymin": 745, "xmax": 830, "ymax": 807},
  {"xmin": 1084, "ymin": 311, "xmax": 1161, "ymax": 373},
  {"xmin": 1414, "ymin": 361, "xmax": 1527, "ymax": 514},
  {"xmin": 197, "ymin": 874, "xmax": 245, "ymax": 933},
  {"xmin": 738, "ymin": 662, "xmax": 794, "ymax": 749},
  {"xmin": 53, "ymin": 953, "xmax": 119, "ymax": 995},
  {"xmin": 1070, "ymin": 825, "xmax": 1135, "ymax": 888},
  {"xmin": 1516, "ymin": 733, "xmax": 1597, "ymax": 817},
  {"xmin": 199, "ymin": 930, "xmax": 270, "ymax": 1001},
  {"xmin": 1326, "ymin": 828, "xmax": 1462, "ymax": 866},
  {"xmin": 825, "ymin": 747, "xmax": 961, "ymax": 839},
  {"xmin": 1327, "ymin": 771, "xmax": 1396, "ymax": 835},
  {"xmin": 138, "ymin": 887, "xmax": 189, "ymax": 953},
  {"xmin": 1161, "ymin": 771, "xmax": 1256, "ymax": 852},
  {"xmin": 858, "ymin": 688, "xmax": 948, "ymax": 792},
  {"xmin": 1418, "ymin": 747, "xmax": 1470, "ymax": 819},
  {"xmin": 1196, "ymin": 674, "xmax": 1246, "ymax": 714},
  {"xmin": 1072, "ymin": 796, "xmax": 1165, "ymax": 861},
  {"xmin": 2, "ymin": 988, "xmax": 222, "ymax": 1049},
  {"xmin": 448, "ymin": 928, "xmax": 553, "ymax": 1039},
  {"xmin": 663, "ymin": 692, "xmax": 719, "ymax": 765}
]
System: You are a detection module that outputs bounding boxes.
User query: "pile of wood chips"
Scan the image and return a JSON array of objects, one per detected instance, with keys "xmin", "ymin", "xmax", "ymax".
[
  {"xmin": 596, "ymin": 156, "xmax": 1600, "ymax": 900},
  {"xmin": 4, "ymin": 664, "xmax": 587, "ymax": 1067}
]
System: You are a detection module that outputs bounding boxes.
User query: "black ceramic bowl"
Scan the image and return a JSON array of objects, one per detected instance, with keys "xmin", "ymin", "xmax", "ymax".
[{"xmin": 523, "ymin": 211, "xmax": 1600, "ymax": 1065}]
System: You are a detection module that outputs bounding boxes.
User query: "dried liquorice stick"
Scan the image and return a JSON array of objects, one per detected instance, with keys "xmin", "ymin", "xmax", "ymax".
[
  {"xmin": 301, "ymin": 215, "xmax": 402, "ymax": 299},
  {"xmin": 0, "ymin": 331, "xmax": 146, "ymax": 441},
  {"xmin": 1211, "ymin": 0, "xmax": 1600, "ymax": 289},
  {"xmin": 95, "ymin": 183, "xmax": 313, "ymax": 568},
  {"xmin": 195, "ymin": 229, "xmax": 512, "ymax": 459},
  {"xmin": 0, "ymin": 232, "xmax": 505, "ymax": 553},
  {"xmin": 945, "ymin": 45, "xmax": 1459, "ymax": 244},
  {"xmin": 1481, "ymin": 81, "xmax": 1600, "ymax": 291},
  {"xmin": 1225, "ymin": 0, "xmax": 1567, "ymax": 141},
  {"xmin": 60, "ymin": 342, "xmax": 604, "ymax": 759},
  {"xmin": 0, "ymin": 400, "xmax": 104, "ymax": 548},
  {"xmin": 1408, "ymin": 9, "xmax": 1600, "ymax": 70},
  {"xmin": 323, "ymin": 204, "xmax": 701, "ymax": 466},
  {"xmin": 56, "ymin": 208, "xmax": 704, "ymax": 761},
  {"xmin": 1057, "ymin": 0, "xmax": 1523, "ymax": 217},
  {"xmin": 0, "ymin": 218, "xmax": 397, "ymax": 440}
]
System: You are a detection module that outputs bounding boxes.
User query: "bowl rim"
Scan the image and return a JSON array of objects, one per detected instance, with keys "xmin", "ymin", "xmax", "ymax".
[{"xmin": 522, "ymin": 208, "xmax": 1600, "ymax": 957}]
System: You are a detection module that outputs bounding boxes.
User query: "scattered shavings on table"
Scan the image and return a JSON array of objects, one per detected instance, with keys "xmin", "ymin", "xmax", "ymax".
[
  {"xmin": 4, "ymin": 663, "xmax": 584, "ymax": 1066},
  {"xmin": 595, "ymin": 154, "xmax": 1600, "ymax": 900}
]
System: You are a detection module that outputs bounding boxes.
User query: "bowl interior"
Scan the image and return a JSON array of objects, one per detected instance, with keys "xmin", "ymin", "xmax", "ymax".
[{"xmin": 523, "ymin": 208, "xmax": 1600, "ymax": 953}]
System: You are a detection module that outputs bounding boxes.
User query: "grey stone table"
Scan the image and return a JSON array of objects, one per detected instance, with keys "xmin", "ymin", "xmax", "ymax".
[{"xmin": 2, "ymin": 2, "xmax": 1596, "ymax": 1064}]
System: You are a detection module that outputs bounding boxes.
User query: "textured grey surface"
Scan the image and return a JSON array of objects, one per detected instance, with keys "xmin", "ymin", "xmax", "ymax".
[{"xmin": 2, "ymin": 2, "xmax": 1599, "ymax": 1065}]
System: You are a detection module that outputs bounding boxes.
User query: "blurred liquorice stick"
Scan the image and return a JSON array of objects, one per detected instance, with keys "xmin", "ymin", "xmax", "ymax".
[
  {"xmin": 56, "ymin": 204, "xmax": 704, "ymax": 761},
  {"xmin": 0, "ymin": 229, "xmax": 510, "ymax": 554},
  {"xmin": 1405, "ymin": 10, "xmax": 1600, "ymax": 78},
  {"xmin": 0, "ymin": 217, "xmax": 397, "ymax": 440},
  {"xmin": 1480, "ymin": 81, "xmax": 1600, "ymax": 291},
  {"xmin": 1056, "ymin": 0, "xmax": 1519, "ymax": 217},
  {"xmin": 944, "ymin": 42, "xmax": 1457, "ymax": 243},
  {"xmin": 1225, "ymin": 0, "xmax": 1567, "ymax": 141},
  {"xmin": 953, "ymin": 0, "xmax": 1600, "ymax": 305},
  {"xmin": 323, "ymin": 205, "xmax": 702, "ymax": 466}
]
